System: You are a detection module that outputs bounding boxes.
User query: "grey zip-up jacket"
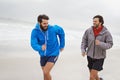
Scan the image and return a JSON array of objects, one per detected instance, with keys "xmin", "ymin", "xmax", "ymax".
[{"xmin": 81, "ymin": 26, "xmax": 113, "ymax": 59}]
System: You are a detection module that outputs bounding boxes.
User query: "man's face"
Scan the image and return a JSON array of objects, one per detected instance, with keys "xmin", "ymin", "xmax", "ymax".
[
  {"xmin": 40, "ymin": 19, "xmax": 48, "ymax": 31},
  {"xmin": 93, "ymin": 18, "xmax": 101, "ymax": 28}
]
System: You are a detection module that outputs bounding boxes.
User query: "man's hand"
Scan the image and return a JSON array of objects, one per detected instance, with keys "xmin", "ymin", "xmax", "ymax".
[
  {"xmin": 60, "ymin": 48, "xmax": 64, "ymax": 52},
  {"xmin": 95, "ymin": 40, "xmax": 100, "ymax": 45},
  {"xmin": 82, "ymin": 52, "xmax": 86, "ymax": 57},
  {"xmin": 42, "ymin": 44, "xmax": 46, "ymax": 51}
]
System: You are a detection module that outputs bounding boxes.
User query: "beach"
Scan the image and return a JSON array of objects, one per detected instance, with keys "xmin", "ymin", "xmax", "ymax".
[
  {"xmin": 0, "ymin": 22, "xmax": 120, "ymax": 80},
  {"xmin": 0, "ymin": 40, "xmax": 120, "ymax": 80},
  {"xmin": 0, "ymin": 0, "xmax": 120, "ymax": 79}
]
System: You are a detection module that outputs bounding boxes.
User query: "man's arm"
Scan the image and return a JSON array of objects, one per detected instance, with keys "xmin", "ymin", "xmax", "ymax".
[
  {"xmin": 81, "ymin": 30, "xmax": 88, "ymax": 56},
  {"xmin": 31, "ymin": 29, "xmax": 43, "ymax": 52},
  {"xmin": 96, "ymin": 31, "xmax": 113, "ymax": 50},
  {"xmin": 55, "ymin": 25, "xmax": 65, "ymax": 51}
]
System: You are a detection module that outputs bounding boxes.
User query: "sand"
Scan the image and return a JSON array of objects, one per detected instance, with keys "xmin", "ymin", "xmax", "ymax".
[{"xmin": 0, "ymin": 39, "xmax": 120, "ymax": 80}]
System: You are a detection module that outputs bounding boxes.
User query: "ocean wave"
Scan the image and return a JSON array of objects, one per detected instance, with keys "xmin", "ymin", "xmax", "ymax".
[{"xmin": 0, "ymin": 22, "xmax": 120, "ymax": 49}]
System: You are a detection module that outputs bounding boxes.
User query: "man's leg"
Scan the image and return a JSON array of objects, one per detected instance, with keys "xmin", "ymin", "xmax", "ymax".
[
  {"xmin": 87, "ymin": 56, "xmax": 104, "ymax": 80},
  {"xmin": 89, "ymin": 69, "xmax": 100, "ymax": 80},
  {"xmin": 42, "ymin": 62, "xmax": 54, "ymax": 80}
]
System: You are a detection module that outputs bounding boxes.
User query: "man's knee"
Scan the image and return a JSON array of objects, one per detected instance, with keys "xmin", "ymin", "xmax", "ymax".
[
  {"xmin": 90, "ymin": 72, "xmax": 97, "ymax": 80},
  {"xmin": 90, "ymin": 74, "xmax": 95, "ymax": 80},
  {"xmin": 43, "ymin": 69, "xmax": 50, "ymax": 75}
]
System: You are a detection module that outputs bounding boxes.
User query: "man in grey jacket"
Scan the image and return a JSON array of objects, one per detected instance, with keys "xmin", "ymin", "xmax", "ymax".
[{"xmin": 81, "ymin": 15, "xmax": 113, "ymax": 80}]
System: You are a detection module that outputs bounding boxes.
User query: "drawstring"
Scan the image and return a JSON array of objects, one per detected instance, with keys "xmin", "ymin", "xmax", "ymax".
[{"xmin": 39, "ymin": 27, "xmax": 48, "ymax": 56}]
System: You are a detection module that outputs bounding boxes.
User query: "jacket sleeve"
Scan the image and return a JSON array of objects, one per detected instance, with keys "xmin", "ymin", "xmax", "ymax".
[
  {"xmin": 99, "ymin": 31, "xmax": 113, "ymax": 50},
  {"xmin": 55, "ymin": 25, "xmax": 65, "ymax": 49},
  {"xmin": 81, "ymin": 30, "xmax": 88, "ymax": 53},
  {"xmin": 31, "ymin": 29, "xmax": 42, "ymax": 52}
]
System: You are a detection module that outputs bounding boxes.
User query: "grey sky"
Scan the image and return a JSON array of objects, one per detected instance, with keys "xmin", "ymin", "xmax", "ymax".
[{"xmin": 0, "ymin": 0, "xmax": 120, "ymax": 31}]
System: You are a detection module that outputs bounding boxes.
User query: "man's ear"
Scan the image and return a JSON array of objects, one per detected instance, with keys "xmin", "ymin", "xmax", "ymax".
[{"xmin": 99, "ymin": 22, "xmax": 102, "ymax": 26}]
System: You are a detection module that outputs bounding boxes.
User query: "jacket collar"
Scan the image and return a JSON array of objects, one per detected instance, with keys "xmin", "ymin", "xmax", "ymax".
[
  {"xmin": 35, "ymin": 23, "xmax": 50, "ymax": 32},
  {"xmin": 90, "ymin": 26, "xmax": 108, "ymax": 35}
]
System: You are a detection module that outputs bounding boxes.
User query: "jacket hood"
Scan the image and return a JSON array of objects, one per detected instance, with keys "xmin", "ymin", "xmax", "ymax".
[
  {"xmin": 35, "ymin": 23, "xmax": 50, "ymax": 31},
  {"xmin": 100, "ymin": 26, "xmax": 108, "ymax": 34},
  {"xmin": 35, "ymin": 23, "xmax": 40, "ymax": 30},
  {"xmin": 91, "ymin": 26, "xmax": 108, "ymax": 35}
]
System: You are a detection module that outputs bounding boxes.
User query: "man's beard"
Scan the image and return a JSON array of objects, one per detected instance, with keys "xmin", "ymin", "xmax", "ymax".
[
  {"xmin": 93, "ymin": 23, "xmax": 99, "ymax": 28},
  {"xmin": 40, "ymin": 25, "xmax": 48, "ymax": 31}
]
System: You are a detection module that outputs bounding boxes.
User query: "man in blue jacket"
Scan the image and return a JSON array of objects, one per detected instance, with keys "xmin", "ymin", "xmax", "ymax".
[{"xmin": 31, "ymin": 14, "xmax": 65, "ymax": 80}]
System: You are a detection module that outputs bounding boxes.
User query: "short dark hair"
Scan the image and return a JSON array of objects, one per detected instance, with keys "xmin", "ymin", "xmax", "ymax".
[
  {"xmin": 37, "ymin": 14, "xmax": 49, "ymax": 23},
  {"xmin": 93, "ymin": 15, "xmax": 104, "ymax": 25}
]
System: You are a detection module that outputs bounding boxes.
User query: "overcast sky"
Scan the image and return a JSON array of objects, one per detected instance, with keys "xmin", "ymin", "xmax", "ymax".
[{"xmin": 0, "ymin": 0, "xmax": 120, "ymax": 31}]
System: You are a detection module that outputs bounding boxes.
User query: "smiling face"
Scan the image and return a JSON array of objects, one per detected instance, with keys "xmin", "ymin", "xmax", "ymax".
[
  {"xmin": 93, "ymin": 18, "xmax": 102, "ymax": 28},
  {"xmin": 37, "ymin": 14, "xmax": 49, "ymax": 31}
]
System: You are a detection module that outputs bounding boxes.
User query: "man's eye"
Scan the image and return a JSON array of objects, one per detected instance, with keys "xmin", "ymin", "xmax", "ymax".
[{"xmin": 43, "ymin": 23, "xmax": 48, "ymax": 24}]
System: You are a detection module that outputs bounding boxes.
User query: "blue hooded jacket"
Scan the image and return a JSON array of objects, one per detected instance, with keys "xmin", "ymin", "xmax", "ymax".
[{"xmin": 31, "ymin": 23, "xmax": 65, "ymax": 57}]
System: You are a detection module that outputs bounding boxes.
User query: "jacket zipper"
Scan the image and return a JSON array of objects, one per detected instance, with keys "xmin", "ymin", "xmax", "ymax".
[
  {"xmin": 44, "ymin": 31, "xmax": 48, "ymax": 56},
  {"xmin": 44, "ymin": 34, "xmax": 47, "ymax": 56},
  {"xmin": 39, "ymin": 27, "xmax": 48, "ymax": 56},
  {"xmin": 93, "ymin": 37, "xmax": 96, "ymax": 58}
]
